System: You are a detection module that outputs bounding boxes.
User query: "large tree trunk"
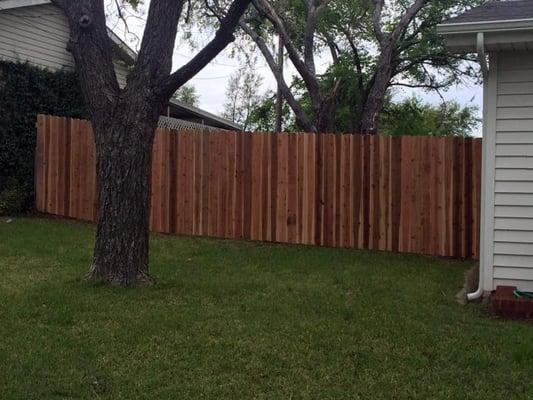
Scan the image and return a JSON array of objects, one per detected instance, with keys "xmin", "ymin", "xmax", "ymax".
[
  {"xmin": 316, "ymin": 102, "xmax": 336, "ymax": 133},
  {"xmin": 361, "ymin": 0, "xmax": 429, "ymax": 135},
  {"xmin": 360, "ymin": 47, "xmax": 394, "ymax": 135},
  {"xmin": 315, "ymin": 81, "xmax": 341, "ymax": 133},
  {"xmin": 88, "ymin": 98, "xmax": 162, "ymax": 286}
]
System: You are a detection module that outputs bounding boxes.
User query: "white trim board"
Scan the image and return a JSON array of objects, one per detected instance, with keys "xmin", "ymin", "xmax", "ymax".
[{"xmin": 438, "ymin": 19, "xmax": 533, "ymax": 35}]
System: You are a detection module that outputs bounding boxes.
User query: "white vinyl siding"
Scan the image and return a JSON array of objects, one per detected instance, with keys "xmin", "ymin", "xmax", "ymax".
[
  {"xmin": 114, "ymin": 61, "xmax": 130, "ymax": 87},
  {"xmin": 492, "ymin": 51, "xmax": 533, "ymax": 291},
  {"xmin": 0, "ymin": 4, "xmax": 129, "ymax": 87},
  {"xmin": 0, "ymin": 4, "xmax": 73, "ymax": 70}
]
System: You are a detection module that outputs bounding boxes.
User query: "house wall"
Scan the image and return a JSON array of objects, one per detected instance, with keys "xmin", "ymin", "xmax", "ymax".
[
  {"xmin": 485, "ymin": 51, "xmax": 533, "ymax": 292},
  {"xmin": 0, "ymin": 4, "xmax": 129, "ymax": 86}
]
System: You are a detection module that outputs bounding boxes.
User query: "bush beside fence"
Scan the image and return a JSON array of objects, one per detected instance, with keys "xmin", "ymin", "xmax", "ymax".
[{"xmin": 35, "ymin": 114, "xmax": 482, "ymax": 259}]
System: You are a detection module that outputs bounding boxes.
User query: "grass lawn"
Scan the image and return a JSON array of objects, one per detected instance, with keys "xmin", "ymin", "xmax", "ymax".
[{"xmin": 0, "ymin": 218, "xmax": 532, "ymax": 399}]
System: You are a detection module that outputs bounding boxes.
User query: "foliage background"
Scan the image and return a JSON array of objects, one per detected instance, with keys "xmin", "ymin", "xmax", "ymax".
[{"xmin": 0, "ymin": 61, "xmax": 87, "ymax": 215}]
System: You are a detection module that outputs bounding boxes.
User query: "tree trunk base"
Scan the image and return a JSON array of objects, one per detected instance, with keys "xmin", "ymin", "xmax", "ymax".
[{"xmin": 87, "ymin": 265, "xmax": 155, "ymax": 287}]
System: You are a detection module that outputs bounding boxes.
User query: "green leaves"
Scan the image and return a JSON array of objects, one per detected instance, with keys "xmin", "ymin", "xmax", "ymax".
[
  {"xmin": 380, "ymin": 96, "xmax": 480, "ymax": 137},
  {"xmin": 172, "ymin": 84, "xmax": 200, "ymax": 107},
  {"xmin": 0, "ymin": 62, "xmax": 87, "ymax": 215}
]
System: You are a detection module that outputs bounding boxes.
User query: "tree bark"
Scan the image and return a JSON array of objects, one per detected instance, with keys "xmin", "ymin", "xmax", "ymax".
[
  {"xmin": 240, "ymin": 20, "xmax": 316, "ymax": 132},
  {"xmin": 88, "ymin": 96, "xmax": 162, "ymax": 285},
  {"xmin": 360, "ymin": 0, "xmax": 430, "ymax": 135},
  {"xmin": 359, "ymin": 48, "xmax": 394, "ymax": 135},
  {"xmin": 275, "ymin": 34, "xmax": 284, "ymax": 133},
  {"xmin": 315, "ymin": 80, "xmax": 341, "ymax": 133}
]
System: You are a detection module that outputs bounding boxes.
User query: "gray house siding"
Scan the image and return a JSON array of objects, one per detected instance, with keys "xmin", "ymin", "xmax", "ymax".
[
  {"xmin": 0, "ymin": 4, "xmax": 129, "ymax": 86},
  {"xmin": 492, "ymin": 51, "xmax": 533, "ymax": 291}
]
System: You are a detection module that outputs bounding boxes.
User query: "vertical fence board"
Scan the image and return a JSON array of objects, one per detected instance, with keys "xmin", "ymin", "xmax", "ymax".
[
  {"xmin": 35, "ymin": 115, "xmax": 45, "ymax": 212},
  {"xmin": 275, "ymin": 134, "xmax": 286, "ymax": 242},
  {"xmin": 287, "ymin": 133, "xmax": 298, "ymax": 244},
  {"xmin": 390, "ymin": 136, "xmax": 402, "ymax": 253},
  {"xmin": 251, "ymin": 134, "xmax": 262, "ymax": 241},
  {"xmin": 234, "ymin": 132, "xmax": 244, "ymax": 239}
]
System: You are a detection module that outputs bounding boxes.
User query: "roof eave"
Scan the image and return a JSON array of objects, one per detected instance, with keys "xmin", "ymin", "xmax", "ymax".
[
  {"xmin": 106, "ymin": 28, "xmax": 137, "ymax": 65},
  {"xmin": 169, "ymin": 99, "xmax": 242, "ymax": 131},
  {"xmin": 438, "ymin": 18, "xmax": 533, "ymax": 35}
]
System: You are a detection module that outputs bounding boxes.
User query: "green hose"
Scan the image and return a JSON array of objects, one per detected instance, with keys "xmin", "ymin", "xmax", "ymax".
[{"xmin": 513, "ymin": 290, "xmax": 533, "ymax": 299}]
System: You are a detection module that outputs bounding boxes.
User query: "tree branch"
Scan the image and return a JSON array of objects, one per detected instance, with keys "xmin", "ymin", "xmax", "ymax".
[
  {"xmin": 304, "ymin": 0, "xmax": 317, "ymax": 75},
  {"xmin": 324, "ymin": 34, "xmax": 339, "ymax": 64},
  {"xmin": 303, "ymin": 0, "xmax": 330, "ymax": 72},
  {"xmin": 340, "ymin": 28, "xmax": 365, "ymax": 95},
  {"xmin": 51, "ymin": 0, "xmax": 120, "ymax": 117},
  {"xmin": 159, "ymin": 0, "xmax": 252, "ymax": 98},
  {"xmin": 390, "ymin": 0, "xmax": 430, "ymax": 44},
  {"xmin": 253, "ymin": 0, "xmax": 322, "ymax": 110},
  {"xmin": 372, "ymin": 0, "xmax": 385, "ymax": 45},
  {"xmin": 132, "ymin": 0, "xmax": 185, "ymax": 85},
  {"xmin": 239, "ymin": 20, "xmax": 316, "ymax": 132},
  {"xmin": 390, "ymin": 82, "xmax": 448, "ymax": 90}
]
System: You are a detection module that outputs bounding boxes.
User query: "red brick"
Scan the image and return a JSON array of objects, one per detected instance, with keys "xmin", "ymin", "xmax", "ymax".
[{"xmin": 491, "ymin": 286, "xmax": 533, "ymax": 320}]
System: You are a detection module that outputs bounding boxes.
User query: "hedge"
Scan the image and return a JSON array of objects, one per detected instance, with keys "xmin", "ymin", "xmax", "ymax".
[{"xmin": 0, "ymin": 61, "xmax": 87, "ymax": 215}]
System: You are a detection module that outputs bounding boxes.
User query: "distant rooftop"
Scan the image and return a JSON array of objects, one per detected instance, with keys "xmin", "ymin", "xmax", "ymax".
[{"xmin": 444, "ymin": 0, "xmax": 533, "ymax": 25}]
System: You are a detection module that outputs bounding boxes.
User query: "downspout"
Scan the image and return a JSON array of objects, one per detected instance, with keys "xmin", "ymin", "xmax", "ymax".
[
  {"xmin": 467, "ymin": 32, "xmax": 488, "ymax": 301},
  {"xmin": 476, "ymin": 32, "xmax": 489, "ymax": 79}
]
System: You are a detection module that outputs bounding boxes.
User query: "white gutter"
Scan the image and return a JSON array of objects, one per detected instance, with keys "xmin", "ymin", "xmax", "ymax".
[
  {"xmin": 467, "ymin": 274, "xmax": 484, "ymax": 301},
  {"xmin": 437, "ymin": 18, "xmax": 533, "ymax": 34}
]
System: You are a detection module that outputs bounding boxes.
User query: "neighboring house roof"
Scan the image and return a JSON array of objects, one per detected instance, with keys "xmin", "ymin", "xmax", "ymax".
[
  {"xmin": 437, "ymin": 1, "xmax": 533, "ymax": 53},
  {"xmin": 443, "ymin": 0, "xmax": 533, "ymax": 25},
  {"xmin": 168, "ymin": 100, "xmax": 241, "ymax": 130},
  {"xmin": 439, "ymin": 0, "xmax": 533, "ymax": 34},
  {"xmin": 0, "ymin": 0, "xmax": 240, "ymax": 130}
]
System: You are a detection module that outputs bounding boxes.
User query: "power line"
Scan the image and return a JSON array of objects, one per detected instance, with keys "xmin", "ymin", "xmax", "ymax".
[
  {"xmin": 191, "ymin": 75, "xmax": 232, "ymax": 80},
  {"xmin": 174, "ymin": 52, "xmax": 269, "ymax": 70},
  {"xmin": 174, "ymin": 52, "xmax": 240, "ymax": 68}
]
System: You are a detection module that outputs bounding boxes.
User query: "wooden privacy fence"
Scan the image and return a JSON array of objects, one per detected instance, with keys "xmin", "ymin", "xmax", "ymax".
[{"xmin": 35, "ymin": 114, "xmax": 482, "ymax": 259}]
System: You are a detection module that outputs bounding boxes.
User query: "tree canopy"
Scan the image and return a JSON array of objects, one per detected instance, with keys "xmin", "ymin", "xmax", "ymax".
[
  {"xmin": 202, "ymin": 0, "xmax": 482, "ymax": 133},
  {"xmin": 380, "ymin": 96, "xmax": 480, "ymax": 137},
  {"xmin": 173, "ymin": 84, "xmax": 200, "ymax": 107},
  {"xmin": 222, "ymin": 62, "xmax": 263, "ymax": 130}
]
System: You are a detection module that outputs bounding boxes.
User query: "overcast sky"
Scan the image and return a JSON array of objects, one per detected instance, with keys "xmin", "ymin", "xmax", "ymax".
[{"xmin": 109, "ymin": 1, "xmax": 484, "ymax": 136}]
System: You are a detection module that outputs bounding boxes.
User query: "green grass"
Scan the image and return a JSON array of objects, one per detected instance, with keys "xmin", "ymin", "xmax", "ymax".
[{"xmin": 0, "ymin": 217, "xmax": 532, "ymax": 399}]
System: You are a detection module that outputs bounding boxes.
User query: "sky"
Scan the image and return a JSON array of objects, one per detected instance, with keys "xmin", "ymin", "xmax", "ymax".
[{"xmin": 108, "ymin": 1, "xmax": 484, "ymax": 136}]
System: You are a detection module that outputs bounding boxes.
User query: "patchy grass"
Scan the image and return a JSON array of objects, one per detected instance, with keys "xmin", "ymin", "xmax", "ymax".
[{"xmin": 0, "ymin": 217, "xmax": 532, "ymax": 399}]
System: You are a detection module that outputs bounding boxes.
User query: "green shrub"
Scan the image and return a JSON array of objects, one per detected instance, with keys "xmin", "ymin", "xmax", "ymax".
[
  {"xmin": 0, "ymin": 181, "xmax": 31, "ymax": 215},
  {"xmin": 0, "ymin": 61, "xmax": 87, "ymax": 215}
]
